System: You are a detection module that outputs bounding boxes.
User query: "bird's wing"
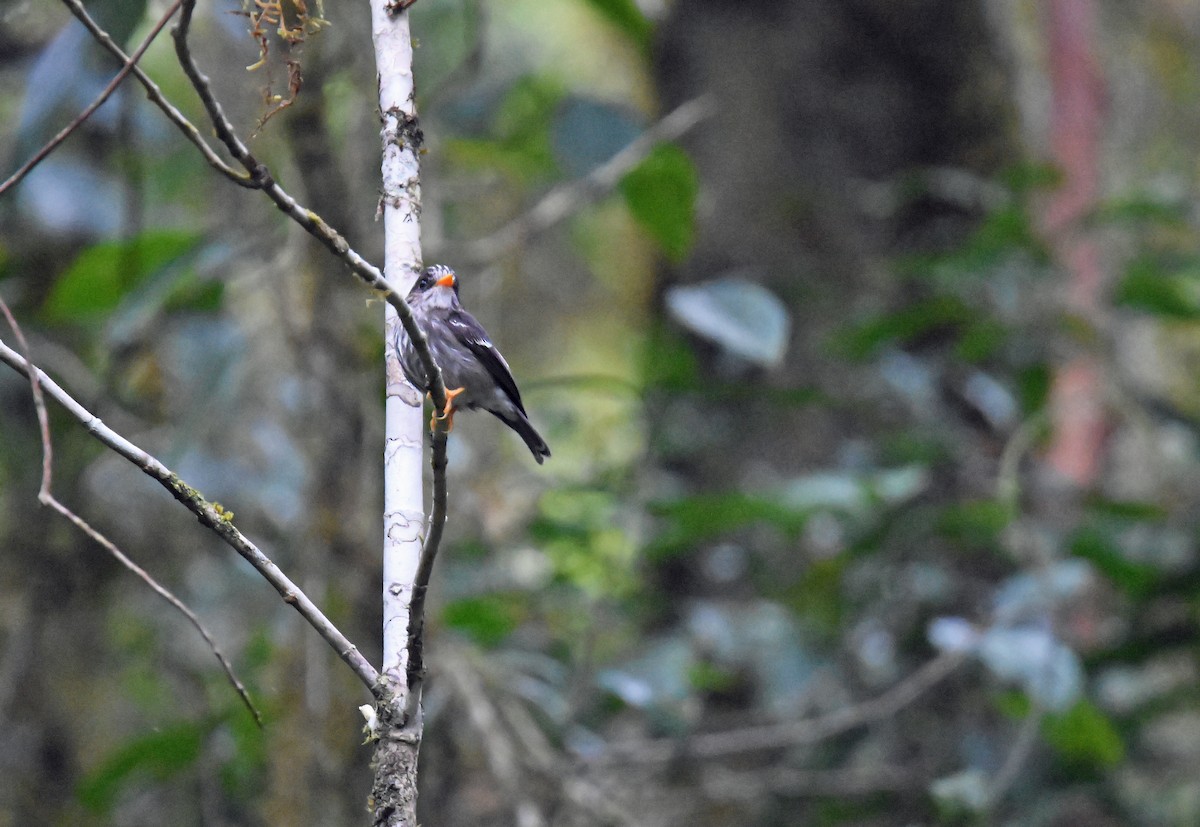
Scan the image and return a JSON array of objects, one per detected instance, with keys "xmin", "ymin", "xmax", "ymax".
[{"xmin": 446, "ymin": 310, "xmax": 527, "ymax": 414}]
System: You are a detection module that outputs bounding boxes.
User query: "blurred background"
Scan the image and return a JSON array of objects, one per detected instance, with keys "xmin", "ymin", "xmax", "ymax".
[{"xmin": 3, "ymin": 0, "xmax": 1200, "ymax": 824}]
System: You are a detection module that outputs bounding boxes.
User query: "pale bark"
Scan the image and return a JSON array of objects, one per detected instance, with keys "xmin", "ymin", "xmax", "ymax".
[
  {"xmin": 370, "ymin": 3, "xmax": 429, "ymax": 825},
  {"xmin": 374, "ymin": 2, "xmax": 425, "ymax": 697}
]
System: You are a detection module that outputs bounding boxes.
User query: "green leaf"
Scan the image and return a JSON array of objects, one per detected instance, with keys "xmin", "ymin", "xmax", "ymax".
[
  {"xmin": 442, "ymin": 595, "xmax": 524, "ymax": 647},
  {"xmin": 1000, "ymin": 161, "xmax": 1062, "ymax": 193},
  {"xmin": 43, "ymin": 230, "xmax": 201, "ymax": 323},
  {"xmin": 835, "ymin": 295, "xmax": 974, "ymax": 360},
  {"xmin": 162, "ymin": 275, "xmax": 224, "ymax": 314},
  {"xmin": 936, "ymin": 500, "xmax": 1012, "ymax": 551},
  {"xmin": 579, "ymin": 0, "xmax": 653, "ymax": 49},
  {"xmin": 647, "ymin": 492, "xmax": 809, "ymax": 559},
  {"xmin": 1043, "ymin": 700, "xmax": 1125, "ymax": 769},
  {"xmin": 220, "ymin": 708, "xmax": 268, "ymax": 800},
  {"xmin": 620, "ymin": 144, "xmax": 697, "ymax": 262},
  {"xmin": 77, "ymin": 720, "xmax": 208, "ymax": 814},
  {"xmin": 643, "ymin": 325, "xmax": 700, "ymax": 391},
  {"xmin": 994, "ymin": 689, "xmax": 1033, "ymax": 718},
  {"xmin": 1069, "ymin": 525, "xmax": 1158, "ymax": 598},
  {"xmin": 1017, "ymin": 363, "xmax": 1051, "ymax": 414},
  {"xmin": 494, "ymin": 76, "xmax": 566, "ymax": 139},
  {"xmin": 1084, "ymin": 497, "xmax": 1168, "ymax": 522},
  {"xmin": 784, "ymin": 558, "xmax": 846, "ymax": 635},
  {"xmin": 532, "ymin": 488, "xmax": 638, "ymax": 598},
  {"xmin": 954, "ymin": 318, "xmax": 1009, "ymax": 363},
  {"xmin": 445, "ymin": 76, "xmax": 566, "ymax": 184},
  {"xmin": 972, "ymin": 204, "xmax": 1040, "ymax": 253},
  {"xmin": 1114, "ymin": 255, "xmax": 1200, "ymax": 319},
  {"xmin": 687, "ymin": 661, "xmax": 738, "ymax": 693},
  {"xmin": 1090, "ymin": 195, "xmax": 1187, "ymax": 229},
  {"xmin": 901, "ymin": 204, "xmax": 1046, "ymax": 282}
]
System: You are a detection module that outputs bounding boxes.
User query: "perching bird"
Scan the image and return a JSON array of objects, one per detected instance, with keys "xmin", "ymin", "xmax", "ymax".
[{"xmin": 396, "ymin": 264, "xmax": 551, "ymax": 464}]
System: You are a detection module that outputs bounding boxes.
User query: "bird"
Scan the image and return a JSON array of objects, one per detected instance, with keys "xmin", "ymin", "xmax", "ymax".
[{"xmin": 395, "ymin": 264, "xmax": 551, "ymax": 464}]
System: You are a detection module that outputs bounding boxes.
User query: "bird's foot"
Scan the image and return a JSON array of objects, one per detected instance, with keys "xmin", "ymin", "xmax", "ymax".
[{"xmin": 430, "ymin": 387, "xmax": 466, "ymax": 433}]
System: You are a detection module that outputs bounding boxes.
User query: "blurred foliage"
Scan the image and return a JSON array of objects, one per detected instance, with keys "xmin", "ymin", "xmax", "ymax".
[
  {"xmin": 534, "ymin": 487, "xmax": 639, "ymax": 599},
  {"xmin": 42, "ymin": 230, "xmax": 207, "ymax": 323},
  {"xmin": 1115, "ymin": 253, "xmax": 1200, "ymax": 319},
  {"xmin": 619, "ymin": 143, "xmax": 697, "ymax": 262},
  {"xmin": 77, "ymin": 720, "xmax": 209, "ymax": 814},
  {"xmin": 1044, "ymin": 699, "xmax": 1126, "ymax": 770},
  {"xmin": 6, "ymin": 1, "xmax": 1200, "ymax": 826},
  {"xmin": 446, "ymin": 74, "xmax": 566, "ymax": 183},
  {"xmin": 578, "ymin": 0, "xmax": 652, "ymax": 51},
  {"xmin": 442, "ymin": 593, "xmax": 526, "ymax": 647}
]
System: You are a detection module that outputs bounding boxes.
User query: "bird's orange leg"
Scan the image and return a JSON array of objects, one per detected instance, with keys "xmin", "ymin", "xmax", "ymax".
[{"xmin": 430, "ymin": 386, "xmax": 466, "ymax": 432}]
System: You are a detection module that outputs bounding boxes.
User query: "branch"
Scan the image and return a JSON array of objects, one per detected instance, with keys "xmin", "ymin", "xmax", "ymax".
[
  {"xmin": 58, "ymin": 0, "xmax": 250, "ymax": 186},
  {"xmin": 442, "ymin": 645, "xmax": 641, "ymax": 827},
  {"xmin": 63, "ymin": 0, "xmax": 452, "ymax": 704},
  {"xmin": 48, "ymin": 493, "xmax": 265, "ymax": 725},
  {"xmin": 453, "ymin": 96, "xmax": 715, "ymax": 264},
  {"xmin": 0, "ymin": 298, "xmax": 262, "ymax": 721},
  {"xmin": 0, "ymin": 1, "xmax": 181, "ymax": 196},
  {"xmin": 985, "ymin": 703, "xmax": 1042, "ymax": 811},
  {"xmin": 167, "ymin": 0, "xmax": 450, "ymax": 420},
  {"xmin": 403, "ymin": 425, "xmax": 447, "ymax": 700},
  {"xmin": 442, "ymin": 648, "xmax": 547, "ymax": 827},
  {"xmin": 703, "ymin": 764, "xmax": 925, "ymax": 800},
  {"xmin": 599, "ymin": 651, "xmax": 966, "ymax": 764},
  {"xmin": 65, "ymin": 7, "xmax": 451, "ymax": 817},
  {"xmin": 0, "ymin": 336, "xmax": 381, "ymax": 693},
  {"xmin": 171, "ymin": 1, "xmax": 454, "ymax": 716}
]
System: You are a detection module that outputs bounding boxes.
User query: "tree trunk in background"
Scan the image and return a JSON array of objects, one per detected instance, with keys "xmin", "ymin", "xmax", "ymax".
[{"xmin": 653, "ymin": 0, "xmax": 1016, "ymax": 486}]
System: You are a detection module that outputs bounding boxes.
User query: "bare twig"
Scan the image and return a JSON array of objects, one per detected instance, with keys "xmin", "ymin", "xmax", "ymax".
[
  {"xmin": 0, "ymin": 304, "xmax": 53, "ymax": 495},
  {"xmin": 60, "ymin": 0, "xmax": 453, "ymax": 710},
  {"xmin": 403, "ymin": 421, "xmax": 449, "ymax": 700},
  {"xmin": 0, "ymin": 336, "xmax": 381, "ymax": 693},
  {"xmin": 59, "ymin": 0, "xmax": 250, "ymax": 186},
  {"xmin": 442, "ymin": 649, "xmax": 547, "ymax": 827},
  {"xmin": 50, "ymin": 497, "xmax": 265, "ymax": 726},
  {"xmin": 170, "ymin": 0, "xmax": 454, "ymax": 721},
  {"xmin": 703, "ymin": 764, "xmax": 925, "ymax": 801},
  {"xmin": 443, "ymin": 646, "xmax": 641, "ymax": 827},
  {"xmin": 996, "ymin": 414, "xmax": 1045, "ymax": 509},
  {"xmin": 0, "ymin": 1, "xmax": 182, "ymax": 196},
  {"xmin": 0, "ymin": 298, "xmax": 262, "ymax": 723},
  {"xmin": 600, "ymin": 651, "xmax": 966, "ymax": 764},
  {"xmin": 168, "ymin": 0, "xmax": 449, "ymax": 425},
  {"xmin": 453, "ymin": 96, "xmax": 715, "ymax": 264},
  {"xmin": 986, "ymin": 704, "xmax": 1042, "ymax": 811}
]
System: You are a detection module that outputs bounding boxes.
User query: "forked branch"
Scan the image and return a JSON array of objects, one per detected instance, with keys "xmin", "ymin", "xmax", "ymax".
[{"xmin": 0, "ymin": 336, "xmax": 381, "ymax": 693}]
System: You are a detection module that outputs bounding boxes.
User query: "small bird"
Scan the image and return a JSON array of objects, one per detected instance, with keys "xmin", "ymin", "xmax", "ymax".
[{"xmin": 396, "ymin": 264, "xmax": 551, "ymax": 464}]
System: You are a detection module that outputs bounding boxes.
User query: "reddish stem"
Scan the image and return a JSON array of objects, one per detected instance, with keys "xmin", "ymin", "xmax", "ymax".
[{"xmin": 1042, "ymin": 0, "xmax": 1107, "ymax": 486}]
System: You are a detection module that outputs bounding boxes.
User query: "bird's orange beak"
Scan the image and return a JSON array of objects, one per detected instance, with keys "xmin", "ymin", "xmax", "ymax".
[{"xmin": 436, "ymin": 272, "xmax": 457, "ymax": 289}]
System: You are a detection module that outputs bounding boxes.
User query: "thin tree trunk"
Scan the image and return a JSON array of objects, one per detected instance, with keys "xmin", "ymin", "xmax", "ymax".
[{"xmin": 369, "ymin": 2, "xmax": 426, "ymax": 824}]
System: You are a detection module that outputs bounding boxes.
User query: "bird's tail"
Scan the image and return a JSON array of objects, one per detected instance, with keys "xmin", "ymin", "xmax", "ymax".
[{"xmin": 497, "ymin": 411, "xmax": 551, "ymax": 464}]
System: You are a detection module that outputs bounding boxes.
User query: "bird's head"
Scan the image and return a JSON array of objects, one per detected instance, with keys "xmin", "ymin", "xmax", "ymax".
[{"xmin": 408, "ymin": 264, "xmax": 460, "ymax": 310}]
